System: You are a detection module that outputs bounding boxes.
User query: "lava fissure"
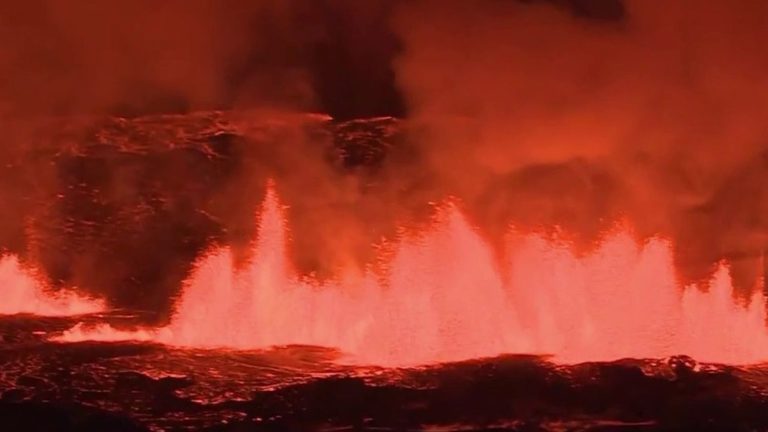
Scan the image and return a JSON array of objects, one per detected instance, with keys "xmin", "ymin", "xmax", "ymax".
[{"xmin": 55, "ymin": 185, "xmax": 768, "ymax": 367}]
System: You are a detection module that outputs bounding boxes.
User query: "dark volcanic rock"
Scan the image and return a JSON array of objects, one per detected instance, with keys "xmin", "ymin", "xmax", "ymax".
[
  {"xmin": 0, "ymin": 401, "xmax": 147, "ymax": 432},
  {"xmin": 2, "ymin": 335, "xmax": 768, "ymax": 432}
]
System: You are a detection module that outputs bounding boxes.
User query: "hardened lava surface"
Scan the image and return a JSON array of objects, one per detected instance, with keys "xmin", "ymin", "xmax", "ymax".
[{"xmin": 3, "ymin": 314, "xmax": 768, "ymax": 431}]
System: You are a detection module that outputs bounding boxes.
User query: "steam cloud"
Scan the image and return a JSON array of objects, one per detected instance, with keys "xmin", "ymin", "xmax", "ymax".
[{"xmin": 391, "ymin": 0, "xmax": 768, "ymax": 293}]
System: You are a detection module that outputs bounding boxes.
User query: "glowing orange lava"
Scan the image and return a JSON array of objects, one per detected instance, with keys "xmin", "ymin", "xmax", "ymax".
[
  {"xmin": 0, "ymin": 254, "xmax": 105, "ymax": 316},
  {"xmin": 56, "ymin": 186, "xmax": 768, "ymax": 366}
]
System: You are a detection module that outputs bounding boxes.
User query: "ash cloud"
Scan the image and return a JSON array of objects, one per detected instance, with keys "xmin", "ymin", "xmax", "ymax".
[{"xmin": 391, "ymin": 0, "xmax": 768, "ymax": 292}]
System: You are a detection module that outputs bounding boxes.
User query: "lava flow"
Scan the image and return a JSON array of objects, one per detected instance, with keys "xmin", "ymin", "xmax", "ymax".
[
  {"xmin": 0, "ymin": 254, "xmax": 105, "ymax": 316},
  {"xmin": 57, "ymin": 185, "xmax": 768, "ymax": 366}
]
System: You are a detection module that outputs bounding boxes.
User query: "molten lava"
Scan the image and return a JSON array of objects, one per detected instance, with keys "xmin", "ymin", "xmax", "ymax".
[
  {"xmin": 57, "ymin": 185, "xmax": 768, "ymax": 366},
  {"xmin": 0, "ymin": 254, "xmax": 105, "ymax": 316}
]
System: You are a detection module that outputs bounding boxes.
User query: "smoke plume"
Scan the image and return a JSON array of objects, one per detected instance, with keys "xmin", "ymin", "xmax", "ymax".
[{"xmin": 391, "ymin": 0, "xmax": 768, "ymax": 292}]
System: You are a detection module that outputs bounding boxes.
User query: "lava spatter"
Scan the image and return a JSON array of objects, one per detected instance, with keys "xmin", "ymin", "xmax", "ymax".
[
  {"xmin": 56, "ymin": 185, "xmax": 768, "ymax": 367},
  {"xmin": 0, "ymin": 254, "xmax": 105, "ymax": 317}
]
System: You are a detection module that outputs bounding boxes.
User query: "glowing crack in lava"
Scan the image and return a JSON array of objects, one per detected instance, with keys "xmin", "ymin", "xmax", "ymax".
[
  {"xmin": 57, "ymin": 186, "xmax": 768, "ymax": 366},
  {"xmin": 0, "ymin": 254, "xmax": 105, "ymax": 316}
]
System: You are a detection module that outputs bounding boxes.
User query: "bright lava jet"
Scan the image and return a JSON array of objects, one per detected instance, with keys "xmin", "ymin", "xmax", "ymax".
[
  {"xmin": 0, "ymin": 255, "xmax": 104, "ymax": 317},
  {"xmin": 57, "ymin": 184, "xmax": 768, "ymax": 366}
]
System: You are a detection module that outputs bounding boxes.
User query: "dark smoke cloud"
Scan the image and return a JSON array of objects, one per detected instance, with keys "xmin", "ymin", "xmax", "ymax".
[{"xmin": 392, "ymin": 0, "xmax": 768, "ymax": 292}]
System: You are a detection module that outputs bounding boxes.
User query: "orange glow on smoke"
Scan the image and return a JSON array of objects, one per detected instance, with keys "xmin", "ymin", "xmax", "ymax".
[
  {"xmin": 57, "ymin": 185, "xmax": 768, "ymax": 366},
  {"xmin": 0, "ymin": 254, "xmax": 105, "ymax": 316}
]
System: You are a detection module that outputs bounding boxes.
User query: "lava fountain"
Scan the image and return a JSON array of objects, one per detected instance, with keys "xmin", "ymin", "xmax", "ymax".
[
  {"xmin": 57, "ymin": 185, "xmax": 768, "ymax": 366},
  {"xmin": 0, "ymin": 254, "xmax": 105, "ymax": 316}
]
